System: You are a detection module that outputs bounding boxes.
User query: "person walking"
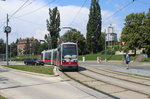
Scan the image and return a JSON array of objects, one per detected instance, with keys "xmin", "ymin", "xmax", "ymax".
[{"xmin": 125, "ymin": 52, "xmax": 130, "ymax": 69}]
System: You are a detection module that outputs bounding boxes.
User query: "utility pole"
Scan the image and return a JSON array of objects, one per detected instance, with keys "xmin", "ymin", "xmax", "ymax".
[
  {"xmin": 4, "ymin": 14, "xmax": 11, "ymax": 65},
  {"xmin": 104, "ymin": 29, "xmax": 107, "ymax": 64}
]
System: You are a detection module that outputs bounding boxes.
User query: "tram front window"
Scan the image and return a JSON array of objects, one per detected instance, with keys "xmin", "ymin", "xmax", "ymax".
[{"xmin": 62, "ymin": 44, "xmax": 77, "ymax": 59}]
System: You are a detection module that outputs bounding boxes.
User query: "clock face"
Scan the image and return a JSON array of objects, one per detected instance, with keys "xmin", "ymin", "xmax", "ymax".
[{"xmin": 5, "ymin": 26, "xmax": 11, "ymax": 33}]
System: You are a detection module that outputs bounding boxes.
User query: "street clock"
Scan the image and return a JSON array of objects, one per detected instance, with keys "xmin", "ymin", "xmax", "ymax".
[{"xmin": 4, "ymin": 26, "xmax": 11, "ymax": 33}]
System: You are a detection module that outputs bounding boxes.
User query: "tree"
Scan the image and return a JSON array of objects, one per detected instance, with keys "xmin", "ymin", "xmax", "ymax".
[
  {"xmin": 0, "ymin": 38, "xmax": 6, "ymax": 54},
  {"xmin": 86, "ymin": 0, "xmax": 102, "ymax": 53},
  {"xmin": 60, "ymin": 29, "xmax": 86, "ymax": 55},
  {"xmin": 121, "ymin": 12, "xmax": 145, "ymax": 55},
  {"xmin": 10, "ymin": 41, "xmax": 17, "ymax": 57},
  {"xmin": 121, "ymin": 9, "xmax": 150, "ymax": 57},
  {"xmin": 46, "ymin": 7, "xmax": 60, "ymax": 49},
  {"xmin": 31, "ymin": 40, "xmax": 39, "ymax": 55},
  {"xmin": 141, "ymin": 9, "xmax": 150, "ymax": 56},
  {"xmin": 24, "ymin": 38, "xmax": 30, "ymax": 55}
]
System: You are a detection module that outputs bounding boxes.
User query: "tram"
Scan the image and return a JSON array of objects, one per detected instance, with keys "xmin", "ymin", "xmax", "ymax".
[{"xmin": 41, "ymin": 42, "xmax": 78, "ymax": 71}]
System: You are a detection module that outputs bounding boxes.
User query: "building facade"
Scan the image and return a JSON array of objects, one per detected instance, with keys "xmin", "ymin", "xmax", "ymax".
[
  {"xmin": 17, "ymin": 37, "xmax": 38, "ymax": 56},
  {"xmin": 106, "ymin": 24, "xmax": 118, "ymax": 46}
]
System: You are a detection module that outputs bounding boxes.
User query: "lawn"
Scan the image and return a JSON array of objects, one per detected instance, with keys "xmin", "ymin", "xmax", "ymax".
[
  {"xmin": 0, "ymin": 95, "xmax": 6, "ymax": 99},
  {"xmin": 78, "ymin": 54, "xmax": 123, "ymax": 61},
  {"xmin": 78, "ymin": 54, "xmax": 137, "ymax": 61},
  {"xmin": 5, "ymin": 65, "xmax": 54, "ymax": 75}
]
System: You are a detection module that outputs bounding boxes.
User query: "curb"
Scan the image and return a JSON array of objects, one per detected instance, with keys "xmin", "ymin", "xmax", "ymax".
[{"xmin": 0, "ymin": 66, "xmax": 59, "ymax": 77}]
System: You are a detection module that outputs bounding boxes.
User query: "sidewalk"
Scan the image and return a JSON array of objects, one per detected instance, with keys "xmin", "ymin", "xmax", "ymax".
[{"xmin": 115, "ymin": 68, "xmax": 150, "ymax": 77}]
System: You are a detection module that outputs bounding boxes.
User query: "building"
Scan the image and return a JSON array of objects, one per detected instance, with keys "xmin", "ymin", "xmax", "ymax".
[
  {"xmin": 17, "ymin": 37, "xmax": 38, "ymax": 56},
  {"xmin": 106, "ymin": 24, "xmax": 118, "ymax": 46}
]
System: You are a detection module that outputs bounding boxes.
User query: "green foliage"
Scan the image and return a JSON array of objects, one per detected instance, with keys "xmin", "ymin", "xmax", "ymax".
[
  {"xmin": 142, "ymin": 57, "xmax": 150, "ymax": 62},
  {"xmin": 23, "ymin": 38, "xmax": 30, "ymax": 55},
  {"xmin": 11, "ymin": 55, "xmax": 41, "ymax": 61},
  {"xmin": 142, "ymin": 9, "xmax": 150, "ymax": 57},
  {"xmin": 10, "ymin": 41, "xmax": 17, "ymax": 57},
  {"xmin": 121, "ymin": 9, "xmax": 150, "ymax": 57},
  {"xmin": 86, "ymin": 0, "xmax": 102, "ymax": 53},
  {"xmin": 78, "ymin": 54, "xmax": 122, "ymax": 61},
  {"xmin": 46, "ymin": 7, "xmax": 60, "ymax": 49},
  {"xmin": 60, "ymin": 29, "xmax": 86, "ymax": 55},
  {"xmin": 0, "ymin": 95, "xmax": 6, "ymax": 99},
  {"xmin": 0, "ymin": 38, "xmax": 6, "ymax": 54},
  {"xmin": 5, "ymin": 65, "xmax": 54, "ymax": 75}
]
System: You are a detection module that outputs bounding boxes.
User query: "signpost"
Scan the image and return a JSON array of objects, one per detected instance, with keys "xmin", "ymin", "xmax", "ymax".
[
  {"xmin": 121, "ymin": 41, "xmax": 126, "ymax": 64},
  {"xmin": 121, "ymin": 41, "xmax": 126, "ymax": 46}
]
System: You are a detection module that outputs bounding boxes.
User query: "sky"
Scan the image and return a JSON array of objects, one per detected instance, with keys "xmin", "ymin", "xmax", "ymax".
[{"xmin": 0, "ymin": 0, "xmax": 149, "ymax": 44}]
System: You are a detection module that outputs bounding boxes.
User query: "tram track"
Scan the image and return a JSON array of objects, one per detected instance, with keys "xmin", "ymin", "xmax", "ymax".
[
  {"xmin": 59, "ymin": 66, "xmax": 150, "ymax": 99},
  {"xmin": 98, "ymin": 67, "xmax": 150, "ymax": 80},
  {"xmin": 81, "ymin": 66, "xmax": 150, "ymax": 87},
  {"xmin": 63, "ymin": 71, "xmax": 120, "ymax": 99}
]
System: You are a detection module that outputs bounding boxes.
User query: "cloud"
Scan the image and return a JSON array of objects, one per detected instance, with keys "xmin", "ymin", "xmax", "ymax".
[{"xmin": 0, "ymin": 0, "xmax": 122, "ymax": 44}]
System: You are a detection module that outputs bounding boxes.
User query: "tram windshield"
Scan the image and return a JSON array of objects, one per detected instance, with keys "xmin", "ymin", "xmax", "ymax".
[{"xmin": 62, "ymin": 44, "xmax": 77, "ymax": 59}]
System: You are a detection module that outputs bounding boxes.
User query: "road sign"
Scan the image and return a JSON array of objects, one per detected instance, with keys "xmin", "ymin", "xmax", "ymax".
[{"xmin": 121, "ymin": 41, "xmax": 126, "ymax": 46}]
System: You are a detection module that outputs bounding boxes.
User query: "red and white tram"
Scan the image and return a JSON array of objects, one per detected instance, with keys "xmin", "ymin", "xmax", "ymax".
[{"xmin": 41, "ymin": 42, "xmax": 78, "ymax": 71}]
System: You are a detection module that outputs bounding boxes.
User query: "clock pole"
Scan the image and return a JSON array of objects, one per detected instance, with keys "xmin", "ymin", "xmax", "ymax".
[
  {"xmin": 6, "ymin": 14, "xmax": 9, "ymax": 65},
  {"xmin": 4, "ymin": 14, "xmax": 11, "ymax": 66}
]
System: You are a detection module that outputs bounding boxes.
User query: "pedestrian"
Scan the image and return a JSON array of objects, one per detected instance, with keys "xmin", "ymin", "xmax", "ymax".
[{"xmin": 125, "ymin": 52, "xmax": 130, "ymax": 69}]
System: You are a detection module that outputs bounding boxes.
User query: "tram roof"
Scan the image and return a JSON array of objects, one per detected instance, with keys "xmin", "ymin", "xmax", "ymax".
[{"xmin": 61, "ymin": 42, "xmax": 77, "ymax": 45}]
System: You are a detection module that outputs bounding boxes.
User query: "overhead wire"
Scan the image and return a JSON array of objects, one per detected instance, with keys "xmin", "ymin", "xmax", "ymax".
[
  {"xmin": 0, "ymin": 0, "xmax": 30, "ymax": 28},
  {"xmin": 15, "ymin": 0, "xmax": 57, "ymax": 18},
  {"xmin": 136, "ymin": 0, "xmax": 150, "ymax": 6},
  {"xmin": 13, "ymin": 17, "xmax": 45, "ymax": 26},
  {"xmin": 9, "ymin": 0, "xmax": 30, "ymax": 19},
  {"xmin": 96, "ymin": 0, "xmax": 137, "ymax": 33},
  {"xmin": 103, "ymin": 0, "xmax": 137, "ymax": 22},
  {"xmin": 69, "ymin": 0, "xmax": 88, "ymax": 26}
]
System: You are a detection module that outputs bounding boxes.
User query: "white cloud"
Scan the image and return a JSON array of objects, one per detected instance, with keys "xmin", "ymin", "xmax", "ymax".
[{"xmin": 0, "ymin": 0, "xmax": 122, "ymax": 44}]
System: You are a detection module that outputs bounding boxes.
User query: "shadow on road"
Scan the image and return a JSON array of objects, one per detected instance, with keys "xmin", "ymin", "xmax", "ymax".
[
  {"xmin": 0, "ymin": 80, "xmax": 70, "ymax": 90},
  {"xmin": 0, "ymin": 69, "xmax": 9, "ymax": 73},
  {"xmin": 62, "ymin": 66, "xmax": 87, "ymax": 72}
]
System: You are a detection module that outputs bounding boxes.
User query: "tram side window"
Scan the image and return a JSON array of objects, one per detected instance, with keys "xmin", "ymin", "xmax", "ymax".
[
  {"xmin": 57, "ymin": 47, "xmax": 61, "ymax": 61},
  {"xmin": 48, "ymin": 52, "xmax": 51, "ymax": 60},
  {"xmin": 45, "ymin": 52, "xmax": 51, "ymax": 60},
  {"xmin": 45, "ymin": 53, "xmax": 48, "ymax": 60},
  {"xmin": 41, "ymin": 54, "xmax": 43, "ymax": 60}
]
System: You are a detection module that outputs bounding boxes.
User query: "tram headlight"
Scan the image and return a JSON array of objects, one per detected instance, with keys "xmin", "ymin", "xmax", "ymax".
[
  {"xmin": 73, "ymin": 60, "xmax": 77, "ymax": 62},
  {"xmin": 62, "ymin": 60, "xmax": 66, "ymax": 63}
]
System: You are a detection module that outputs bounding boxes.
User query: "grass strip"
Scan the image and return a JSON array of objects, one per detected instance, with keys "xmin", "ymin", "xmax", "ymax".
[
  {"xmin": 0, "ymin": 95, "xmax": 6, "ymax": 99},
  {"xmin": 4, "ymin": 65, "xmax": 54, "ymax": 75}
]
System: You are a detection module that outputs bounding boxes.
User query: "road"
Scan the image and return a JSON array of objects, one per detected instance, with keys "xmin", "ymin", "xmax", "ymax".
[
  {"xmin": 0, "ymin": 66, "xmax": 108, "ymax": 99},
  {"xmin": 0, "ymin": 61, "xmax": 150, "ymax": 99}
]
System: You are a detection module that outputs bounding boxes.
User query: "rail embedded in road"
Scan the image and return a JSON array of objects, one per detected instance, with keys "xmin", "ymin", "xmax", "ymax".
[{"xmin": 58, "ymin": 66, "xmax": 150, "ymax": 99}]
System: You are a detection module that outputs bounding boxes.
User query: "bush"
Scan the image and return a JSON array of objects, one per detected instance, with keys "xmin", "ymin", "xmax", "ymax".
[
  {"xmin": 141, "ymin": 58, "xmax": 150, "ymax": 62},
  {"xmin": 11, "ymin": 55, "xmax": 41, "ymax": 61}
]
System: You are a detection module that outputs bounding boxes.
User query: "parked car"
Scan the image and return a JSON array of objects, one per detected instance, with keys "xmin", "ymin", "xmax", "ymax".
[{"xmin": 24, "ymin": 58, "xmax": 44, "ymax": 66}]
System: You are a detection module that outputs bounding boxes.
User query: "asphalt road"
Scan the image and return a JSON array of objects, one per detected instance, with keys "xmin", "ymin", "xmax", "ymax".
[{"xmin": 0, "ymin": 66, "xmax": 104, "ymax": 99}]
